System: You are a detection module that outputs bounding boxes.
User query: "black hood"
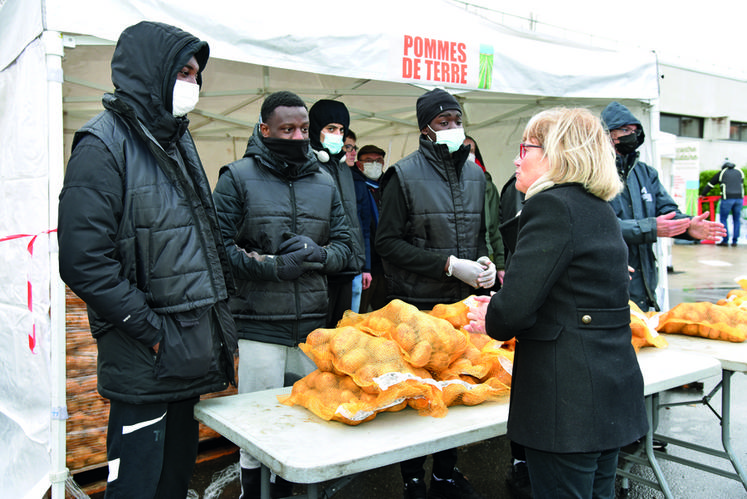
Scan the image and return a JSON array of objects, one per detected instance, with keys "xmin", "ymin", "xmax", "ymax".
[
  {"xmin": 308, "ymin": 99, "xmax": 349, "ymax": 160},
  {"xmin": 110, "ymin": 21, "xmax": 209, "ymax": 146},
  {"xmin": 601, "ymin": 101, "xmax": 645, "ymax": 149}
]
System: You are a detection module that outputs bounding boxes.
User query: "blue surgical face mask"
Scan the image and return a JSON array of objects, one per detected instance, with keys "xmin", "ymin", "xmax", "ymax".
[
  {"xmin": 428, "ymin": 125, "xmax": 465, "ymax": 153},
  {"xmin": 322, "ymin": 132, "xmax": 344, "ymax": 155}
]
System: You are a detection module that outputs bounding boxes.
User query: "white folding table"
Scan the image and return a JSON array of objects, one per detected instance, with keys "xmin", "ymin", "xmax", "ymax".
[
  {"xmin": 640, "ymin": 334, "xmax": 747, "ymax": 495},
  {"xmin": 194, "ymin": 348, "xmax": 720, "ymax": 499}
]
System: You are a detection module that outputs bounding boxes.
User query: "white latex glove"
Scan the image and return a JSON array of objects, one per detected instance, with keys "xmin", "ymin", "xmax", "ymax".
[
  {"xmin": 447, "ymin": 256, "xmax": 485, "ymax": 288},
  {"xmin": 476, "ymin": 256, "xmax": 497, "ymax": 289}
]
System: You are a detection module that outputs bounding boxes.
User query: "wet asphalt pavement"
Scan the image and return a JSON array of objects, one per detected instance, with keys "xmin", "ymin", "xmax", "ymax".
[{"xmin": 85, "ymin": 242, "xmax": 747, "ymax": 499}]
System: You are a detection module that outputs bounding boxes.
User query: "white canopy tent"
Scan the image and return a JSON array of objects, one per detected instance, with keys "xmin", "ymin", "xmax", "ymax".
[{"xmin": 0, "ymin": 0, "xmax": 659, "ymax": 497}]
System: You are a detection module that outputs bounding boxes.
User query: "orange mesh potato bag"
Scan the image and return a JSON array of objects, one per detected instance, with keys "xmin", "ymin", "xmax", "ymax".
[
  {"xmin": 278, "ymin": 369, "xmax": 416, "ymax": 425},
  {"xmin": 629, "ymin": 301, "xmax": 668, "ymax": 352},
  {"xmin": 656, "ymin": 302, "xmax": 746, "ymax": 343}
]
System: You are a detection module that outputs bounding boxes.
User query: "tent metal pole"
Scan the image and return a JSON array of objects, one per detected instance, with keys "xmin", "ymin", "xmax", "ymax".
[{"xmin": 43, "ymin": 29, "xmax": 69, "ymax": 499}]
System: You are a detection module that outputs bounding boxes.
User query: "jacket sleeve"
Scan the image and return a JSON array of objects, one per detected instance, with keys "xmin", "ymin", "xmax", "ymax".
[
  {"xmin": 700, "ymin": 171, "xmax": 720, "ymax": 196},
  {"xmin": 58, "ymin": 134, "xmax": 163, "ymax": 347},
  {"xmin": 375, "ymin": 172, "xmax": 449, "ymax": 279},
  {"xmin": 485, "ymin": 193, "xmax": 573, "ymax": 340},
  {"xmin": 354, "ymin": 179, "xmax": 372, "ymax": 272},
  {"xmin": 212, "ymin": 168, "xmax": 279, "ymax": 282},
  {"xmin": 484, "ymin": 179, "xmax": 505, "ymax": 268},
  {"xmin": 322, "ymin": 185, "xmax": 353, "ymax": 274}
]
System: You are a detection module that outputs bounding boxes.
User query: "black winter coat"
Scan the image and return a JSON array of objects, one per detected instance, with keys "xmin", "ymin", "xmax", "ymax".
[
  {"xmin": 212, "ymin": 126, "xmax": 352, "ymax": 346},
  {"xmin": 58, "ymin": 22, "xmax": 236, "ymax": 404},
  {"xmin": 485, "ymin": 183, "xmax": 648, "ymax": 453},
  {"xmin": 316, "ymin": 154, "xmax": 366, "ymax": 281}
]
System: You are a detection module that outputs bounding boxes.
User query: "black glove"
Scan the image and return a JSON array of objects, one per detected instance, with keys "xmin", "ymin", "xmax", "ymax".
[
  {"xmin": 275, "ymin": 246, "xmax": 314, "ymax": 281},
  {"xmin": 278, "ymin": 233, "xmax": 325, "ymax": 263}
]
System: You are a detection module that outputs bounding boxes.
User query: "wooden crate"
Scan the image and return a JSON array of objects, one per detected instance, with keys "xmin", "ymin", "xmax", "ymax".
[{"xmin": 65, "ymin": 287, "xmax": 239, "ymax": 473}]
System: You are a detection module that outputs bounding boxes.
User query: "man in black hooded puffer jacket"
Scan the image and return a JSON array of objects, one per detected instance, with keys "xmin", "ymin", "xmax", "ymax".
[{"xmin": 58, "ymin": 22, "xmax": 237, "ymax": 499}]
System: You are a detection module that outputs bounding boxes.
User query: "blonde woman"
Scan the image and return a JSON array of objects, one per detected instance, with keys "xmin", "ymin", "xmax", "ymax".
[{"xmin": 468, "ymin": 107, "xmax": 648, "ymax": 498}]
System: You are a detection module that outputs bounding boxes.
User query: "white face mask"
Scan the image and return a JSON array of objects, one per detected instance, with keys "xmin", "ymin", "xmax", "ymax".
[
  {"xmin": 428, "ymin": 126, "xmax": 465, "ymax": 153},
  {"xmin": 172, "ymin": 79, "xmax": 200, "ymax": 117},
  {"xmin": 362, "ymin": 161, "xmax": 383, "ymax": 180},
  {"xmin": 467, "ymin": 153, "xmax": 476, "ymax": 163},
  {"xmin": 322, "ymin": 132, "xmax": 344, "ymax": 155}
]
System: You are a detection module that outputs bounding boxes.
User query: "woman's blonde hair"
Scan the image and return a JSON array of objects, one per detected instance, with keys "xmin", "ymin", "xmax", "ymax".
[{"xmin": 523, "ymin": 107, "xmax": 622, "ymax": 201}]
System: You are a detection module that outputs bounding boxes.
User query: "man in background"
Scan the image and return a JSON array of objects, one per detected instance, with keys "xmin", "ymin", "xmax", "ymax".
[
  {"xmin": 701, "ymin": 159, "xmax": 744, "ymax": 246},
  {"xmin": 601, "ymin": 101, "xmax": 725, "ymax": 311}
]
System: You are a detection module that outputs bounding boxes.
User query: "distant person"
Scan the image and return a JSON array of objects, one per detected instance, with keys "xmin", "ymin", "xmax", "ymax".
[
  {"xmin": 464, "ymin": 135, "xmax": 506, "ymax": 286},
  {"xmin": 352, "ymin": 144, "xmax": 388, "ymax": 312},
  {"xmin": 468, "ymin": 107, "xmax": 649, "ymax": 499},
  {"xmin": 212, "ymin": 91, "xmax": 352, "ymax": 499},
  {"xmin": 58, "ymin": 22, "xmax": 238, "ymax": 498},
  {"xmin": 343, "ymin": 129, "xmax": 365, "ymax": 311},
  {"xmin": 601, "ymin": 101, "xmax": 726, "ymax": 311},
  {"xmin": 309, "ymin": 100, "xmax": 365, "ymax": 326},
  {"xmin": 376, "ymin": 87, "xmax": 494, "ymax": 499},
  {"xmin": 701, "ymin": 160, "xmax": 744, "ymax": 246}
]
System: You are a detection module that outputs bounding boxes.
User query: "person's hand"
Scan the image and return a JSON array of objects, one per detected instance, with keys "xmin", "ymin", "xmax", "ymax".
[
  {"xmin": 361, "ymin": 272, "xmax": 372, "ymax": 290},
  {"xmin": 687, "ymin": 211, "xmax": 727, "ymax": 240},
  {"xmin": 497, "ymin": 270, "xmax": 506, "ymax": 285},
  {"xmin": 628, "ymin": 266, "xmax": 634, "ymax": 281},
  {"xmin": 447, "ymin": 256, "xmax": 486, "ymax": 288},
  {"xmin": 464, "ymin": 294, "xmax": 492, "ymax": 334},
  {"xmin": 476, "ymin": 256, "xmax": 497, "ymax": 289},
  {"xmin": 656, "ymin": 212, "xmax": 691, "ymax": 237},
  {"xmin": 278, "ymin": 233, "xmax": 325, "ymax": 263},
  {"xmin": 276, "ymin": 246, "xmax": 314, "ymax": 280}
]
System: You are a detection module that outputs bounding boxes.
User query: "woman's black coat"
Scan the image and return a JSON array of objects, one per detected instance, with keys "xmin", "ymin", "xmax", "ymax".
[{"xmin": 485, "ymin": 183, "xmax": 648, "ymax": 453}]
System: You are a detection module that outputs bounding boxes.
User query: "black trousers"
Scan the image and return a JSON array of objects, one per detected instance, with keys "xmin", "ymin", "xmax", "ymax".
[
  {"xmin": 400, "ymin": 448, "xmax": 458, "ymax": 481},
  {"xmin": 326, "ymin": 278, "xmax": 353, "ymax": 328},
  {"xmin": 524, "ymin": 446, "xmax": 619, "ymax": 499},
  {"xmin": 104, "ymin": 397, "xmax": 199, "ymax": 499}
]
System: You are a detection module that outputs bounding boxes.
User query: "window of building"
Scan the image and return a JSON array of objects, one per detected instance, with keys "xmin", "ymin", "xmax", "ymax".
[
  {"xmin": 660, "ymin": 113, "xmax": 704, "ymax": 138},
  {"xmin": 729, "ymin": 121, "xmax": 747, "ymax": 141}
]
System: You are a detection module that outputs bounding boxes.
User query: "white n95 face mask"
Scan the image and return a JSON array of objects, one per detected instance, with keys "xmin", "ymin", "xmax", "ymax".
[
  {"xmin": 362, "ymin": 162, "xmax": 383, "ymax": 180},
  {"xmin": 429, "ymin": 126, "xmax": 466, "ymax": 153},
  {"xmin": 172, "ymin": 80, "xmax": 200, "ymax": 117}
]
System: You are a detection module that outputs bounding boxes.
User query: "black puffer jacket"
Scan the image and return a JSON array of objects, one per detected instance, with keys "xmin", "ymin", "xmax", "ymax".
[
  {"xmin": 314, "ymin": 152, "xmax": 365, "ymax": 280},
  {"xmin": 58, "ymin": 22, "xmax": 236, "ymax": 404},
  {"xmin": 213, "ymin": 125, "xmax": 352, "ymax": 346},
  {"xmin": 376, "ymin": 137, "xmax": 486, "ymax": 309}
]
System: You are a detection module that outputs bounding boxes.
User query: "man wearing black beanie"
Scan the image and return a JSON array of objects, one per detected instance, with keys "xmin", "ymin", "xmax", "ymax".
[
  {"xmin": 376, "ymin": 88, "xmax": 494, "ymax": 499},
  {"xmin": 309, "ymin": 100, "xmax": 365, "ymax": 327}
]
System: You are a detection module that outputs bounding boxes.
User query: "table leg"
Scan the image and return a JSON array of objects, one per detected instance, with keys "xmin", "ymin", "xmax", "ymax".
[
  {"xmin": 646, "ymin": 394, "xmax": 674, "ymax": 499},
  {"xmin": 260, "ymin": 465, "xmax": 271, "ymax": 499},
  {"xmin": 721, "ymin": 370, "xmax": 747, "ymax": 491}
]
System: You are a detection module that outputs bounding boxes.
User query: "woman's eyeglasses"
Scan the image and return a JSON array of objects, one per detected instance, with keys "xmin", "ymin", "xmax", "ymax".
[{"xmin": 519, "ymin": 143, "xmax": 542, "ymax": 159}]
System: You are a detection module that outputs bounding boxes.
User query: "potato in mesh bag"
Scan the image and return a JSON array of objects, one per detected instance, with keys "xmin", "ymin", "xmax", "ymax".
[
  {"xmin": 278, "ymin": 370, "xmax": 415, "ymax": 425},
  {"xmin": 629, "ymin": 301, "xmax": 668, "ymax": 352},
  {"xmin": 656, "ymin": 302, "xmax": 746, "ymax": 342},
  {"xmin": 438, "ymin": 377, "xmax": 510, "ymax": 407},
  {"xmin": 428, "ymin": 298, "xmax": 471, "ymax": 329},
  {"xmin": 300, "ymin": 326, "xmax": 433, "ymax": 393},
  {"xmin": 717, "ymin": 289, "xmax": 747, "ymax": 308}
]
